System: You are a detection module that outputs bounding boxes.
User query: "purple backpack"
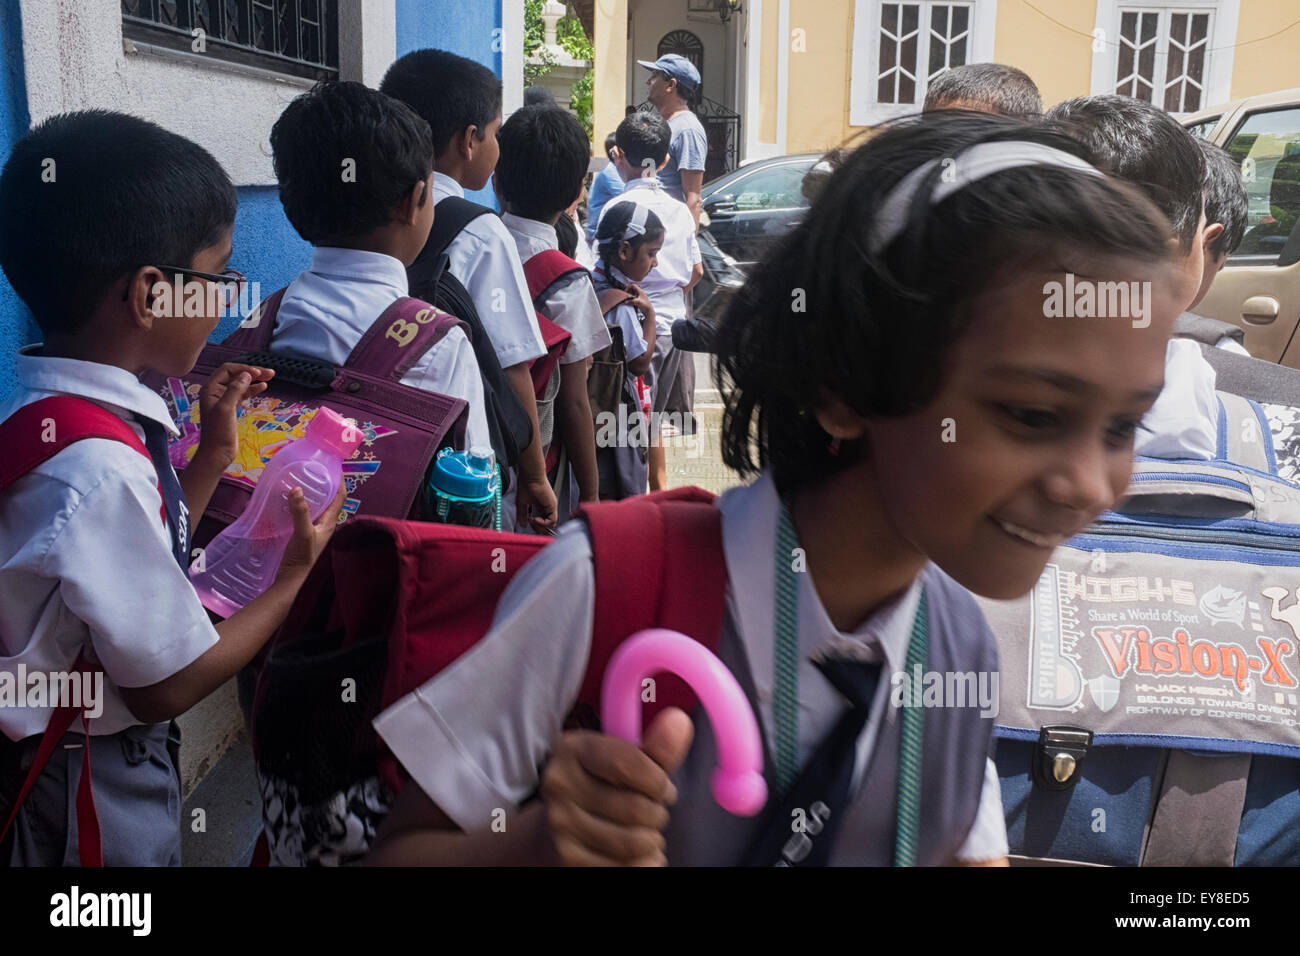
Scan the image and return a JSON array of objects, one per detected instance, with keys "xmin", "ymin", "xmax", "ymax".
[{"xmin": 139, "ymin": 288, "xmax": 469, "ymax": 548}]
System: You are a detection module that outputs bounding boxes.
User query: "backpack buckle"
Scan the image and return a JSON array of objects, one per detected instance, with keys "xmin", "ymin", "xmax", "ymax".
[{"xmin": 1033, "ymin": 725, "xmax": 1092, "ymax": 791}]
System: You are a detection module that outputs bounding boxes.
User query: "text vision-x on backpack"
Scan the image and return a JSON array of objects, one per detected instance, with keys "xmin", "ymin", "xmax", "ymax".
[
  {"xmin": 138, "ymin": 289, "xmax": 469, "ymax": 551},
  {"xmin": 978, "ymin": 391, "xmax": 1300, "ymax": 866}
]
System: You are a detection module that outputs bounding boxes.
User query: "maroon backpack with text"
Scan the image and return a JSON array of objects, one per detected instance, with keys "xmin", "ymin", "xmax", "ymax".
[{"xmin": 138, "ymin": 290, "xmax": 470, "ymax": 550}]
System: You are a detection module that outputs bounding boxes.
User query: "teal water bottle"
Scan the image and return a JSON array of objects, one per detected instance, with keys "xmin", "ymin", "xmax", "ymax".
[{"xmin": 424, "ymin": 446, "xmax": 501, "ymax": 529}]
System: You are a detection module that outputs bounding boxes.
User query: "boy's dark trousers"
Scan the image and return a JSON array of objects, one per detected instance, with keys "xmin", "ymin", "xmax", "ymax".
[{"xmin": 0, "ymin": 721, "xmax": 182, "ymax": 866}]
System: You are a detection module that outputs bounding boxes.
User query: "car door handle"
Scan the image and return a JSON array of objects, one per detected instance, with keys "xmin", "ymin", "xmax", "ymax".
[{"xmin": 1242, "ymin": 295, "xmax": 1280, "ymax": 325}]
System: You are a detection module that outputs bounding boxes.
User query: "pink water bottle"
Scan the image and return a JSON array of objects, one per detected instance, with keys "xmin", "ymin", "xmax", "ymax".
[{"xmin": 190, "ymin": 407, "xmax": 362, "ymax": 617}]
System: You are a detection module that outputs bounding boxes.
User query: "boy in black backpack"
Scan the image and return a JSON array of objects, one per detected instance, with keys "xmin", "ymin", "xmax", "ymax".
[
  {"xmin": 265, "ymin": 81, "xmax": 492, "ymax": 453},
  {"xmin": 495, "ymin": 106, "xmax": 612, "ymax": 517},
  {"xmin": 381, "ymin": 49, "xmax": 557, "ymax": 533}
]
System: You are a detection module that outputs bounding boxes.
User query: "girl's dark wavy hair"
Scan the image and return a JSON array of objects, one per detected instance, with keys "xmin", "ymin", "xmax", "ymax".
[{"xmin": 713, "ymin": 111, "xmax": 1175, "ymax": 498}]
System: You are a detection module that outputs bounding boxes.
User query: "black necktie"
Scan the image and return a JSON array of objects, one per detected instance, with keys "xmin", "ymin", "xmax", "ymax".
[
  {"xmin": 138, "ymin": 417, "xmax": 191, "ymax": 569},
  {"xmin": 743, "ymin": 656, "xmax": 882, "ymax": 867}
]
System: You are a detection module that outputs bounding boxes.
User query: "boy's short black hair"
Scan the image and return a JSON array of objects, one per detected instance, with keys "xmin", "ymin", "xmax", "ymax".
[
  {"xmin": 0, "ymin": 110, "xmax": 236, "ymax": 338},
  {"xmin": 380, "ymin": 49, "xmax": 503, "ymax": 158},
  {"xmin": 923, "ymin": 63, "xmax": 1043, "ymax": 117},
  {"xmin": 714, "ymin": 112, "xmax": 1174, "ymax": 496},
  {"xmin": 270, "ymin": 81, "xmax": 434, "ymax": 245},
  {"xmin": 1199, "ymin": 138, "xmax": 1248, "ymax": 257},
  {"xmin": 1047, "ymin": 95, "xmax": 1206, "ymax": 251},
  {"xmin": 616, "ymin": 111, "xmax": 671, "ymax": 171},
  {"xmin": 496, "ymin": 106, "xmax": 590, "ymax": 221}
]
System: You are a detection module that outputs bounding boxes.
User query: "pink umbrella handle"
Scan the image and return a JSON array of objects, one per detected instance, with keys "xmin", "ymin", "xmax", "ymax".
[{"xmin": 601, "ymin": 628, "xmax": 767, "ymax": 817}]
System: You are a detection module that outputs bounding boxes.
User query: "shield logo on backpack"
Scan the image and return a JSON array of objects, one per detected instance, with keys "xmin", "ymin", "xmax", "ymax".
[{"xmin": 1088, "ymin": 675, "xmax": 1121, "ymax": 713}]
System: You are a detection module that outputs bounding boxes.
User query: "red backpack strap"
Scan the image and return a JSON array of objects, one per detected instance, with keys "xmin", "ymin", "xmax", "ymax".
[
  {"xmin": 0, "ymin": 653, "xmax": 102, "ymax": 866},
  {"xmin": 523, "ymin": 249, "xmax": 589, "ymax": 302},
  {"xmin": 344, "ymin": 297, "xmax": 468, "ymax": 381},
  {"xmin": 577, "ymin": 487, "xmax": 727, "ymax": 726},
  {"xmin": 0, "ymin": 396, "xmax": 164, "ymax": 527},
  {"xmin": 221, "ymin": 287, "xmax": 288, "ymax": 352}
]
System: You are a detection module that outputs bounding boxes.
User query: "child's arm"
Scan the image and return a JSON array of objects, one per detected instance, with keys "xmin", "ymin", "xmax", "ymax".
[
  {"xmin": 180, "ymin": 363, "xmax": 275, "ymax": 520},
  {"xmin": 118, "ymin": 484, "xmax": 343, "ymax": 724},
  {"xmin": 557, "ymin": 362, "xmax": 600, "ymax": 505},
  {"xmin": 685, "ymin": 262, "xmax": 704, "ymax": 294},
  {"xmin": 502, "ymin": 362, "xmax": 559, "ymax": 533},
  {"xmin": 368, "ymin": 709, "xmax": 692, "ymax": 866}
]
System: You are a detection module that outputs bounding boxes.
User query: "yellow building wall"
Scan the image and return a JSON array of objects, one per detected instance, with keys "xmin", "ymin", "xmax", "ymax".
[
  {"xmin": 759, "ymin": 0, "xmax": 780, "ymax": 144},
  {"xmin": 989, "ymin": 0, "xmax": 1095, "ymax": 110},
  {"xmin": 786, "ymin": 0, "xmax": 855, "ymax": 154},
  {"xmin": 1229, "ymin": 0, "xmax": 1300, "ymax": 100}
]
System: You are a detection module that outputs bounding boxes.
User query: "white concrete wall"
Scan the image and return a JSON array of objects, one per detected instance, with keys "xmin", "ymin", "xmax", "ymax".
[{"xmin": 21, "ymin": 0, "xmax": 396, "ymax": 187}]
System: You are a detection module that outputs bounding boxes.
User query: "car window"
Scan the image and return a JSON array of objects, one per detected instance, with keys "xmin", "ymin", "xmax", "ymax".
[
  {"xmin": 1185, "ymin": 116, "xmax": 1219, "ymax": 140},
  {"xmin": 1224, "ymin": 106, "xmax": 1300, "ymax": 260},
  {"xmin": 731, "ymin": 163, "xmax": 810, "ymax": 212}
]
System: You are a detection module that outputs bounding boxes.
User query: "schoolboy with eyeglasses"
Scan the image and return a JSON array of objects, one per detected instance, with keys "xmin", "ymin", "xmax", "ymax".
[{"xmin": 0, "ymin": 110, "xmax": 343, "ymax": 866}]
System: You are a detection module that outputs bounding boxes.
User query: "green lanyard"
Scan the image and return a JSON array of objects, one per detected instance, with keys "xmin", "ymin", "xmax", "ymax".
[{"xmin": 773, "ymin": 500, "xmax": 928, "ymax": 866}]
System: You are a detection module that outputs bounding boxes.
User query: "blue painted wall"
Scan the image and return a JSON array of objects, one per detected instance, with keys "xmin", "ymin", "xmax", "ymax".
[
  {"xmin": 0, "ymin": 0, "xmax": 31, "ymax": 401},
  {"xmin": 395, "ymin": 0, "xmax": 502, "ymax": 207},
  {"xmin": 219, "ymin": 187, "xmax": 313, "ymax": 341}
]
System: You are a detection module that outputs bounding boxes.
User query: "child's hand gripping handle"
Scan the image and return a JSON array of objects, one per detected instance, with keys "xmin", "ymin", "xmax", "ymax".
[{"xmin": 601, "ymin": 629, "xmax": 767, "ymax": 817}]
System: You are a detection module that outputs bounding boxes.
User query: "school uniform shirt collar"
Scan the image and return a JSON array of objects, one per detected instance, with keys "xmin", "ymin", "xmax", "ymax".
[
  {"xmin": 15, "ymin": 345, "xmax": 180, "ymax": 437},
  {"xmin": 717, "ymin": 471, "xmax": 923, "ymax": 722},
  {"xmin": 307, "ymin": 246, "xmax": 408, "ymax": 295},
  {"xmin": 622, "ymin": 177, "xmax": 664, "ymax": 195},
  {"xmin": 500, "ymin": 212, "xmax": 558, "ymax": 251},
  {"xmin": 431, "ymin": 171, "xmax": 466, "ymax": 202}
]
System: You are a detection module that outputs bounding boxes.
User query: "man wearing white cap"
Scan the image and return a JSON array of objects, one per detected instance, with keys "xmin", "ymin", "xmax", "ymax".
[{"xmin": 638, "ymin": 53, "xmax": 708, "ymax": 228}]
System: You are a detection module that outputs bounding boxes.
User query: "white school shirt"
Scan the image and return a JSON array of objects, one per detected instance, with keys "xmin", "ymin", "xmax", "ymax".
[
  {"xmin": 431, "ymin": 173, "xmax": 546, "ymax": 370},
  {"xmin": 0, "ymin": 349, "xmax": 220, "ymax": 739},
  {"xmin": 600, "ymin": 265, "xmax": 650, "ymax": 363},
  {"xmin": 374, "ymin": 470, "xmax": 1008, "ymax": 862},
  {"xmin": 268, "ymin": 247, "xmax": 491, "ymax": 452},
  {"xmin": 500, "ymin": 212, "xmax": 611, "ymax": 365},
  {"xmin": 598, "ymin": 178, "xmax": 701, "ymax": 335}
]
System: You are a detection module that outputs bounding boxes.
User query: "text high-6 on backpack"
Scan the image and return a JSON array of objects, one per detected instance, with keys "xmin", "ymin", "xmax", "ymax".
[
  {"xmin": 248, "ymin": 488, "xmax": 726, "ymax": 866},
  {"xmin": 138, "ymin": 290, "xmax": 469, "ymax": 552},
  {"xmin": 979, "ymin": 390, "xmax": 1300, "ymax": 866}
]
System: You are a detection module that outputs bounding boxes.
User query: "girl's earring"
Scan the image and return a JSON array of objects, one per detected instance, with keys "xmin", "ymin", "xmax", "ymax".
[{"xmin": 828, "ymin": 437, "xmax": 842, "ymax": 456}]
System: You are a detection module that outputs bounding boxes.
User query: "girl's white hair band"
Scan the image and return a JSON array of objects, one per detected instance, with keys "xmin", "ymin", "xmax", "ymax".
[
  {"xmin": 866, "ymin": 141, "xmax": 1105, "ymax": 256},
  {"xmin": 622, "ymin": 203, "xmax": 650, "ymax": 240}
]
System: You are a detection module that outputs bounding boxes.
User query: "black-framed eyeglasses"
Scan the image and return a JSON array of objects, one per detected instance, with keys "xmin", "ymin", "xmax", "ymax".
[{"xmin": 124, "ymin": 266, "xmax": 247, "ymax": 309}]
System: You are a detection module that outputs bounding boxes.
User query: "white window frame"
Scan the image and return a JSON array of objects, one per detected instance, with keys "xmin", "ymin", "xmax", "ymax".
[
  {"xmin": 849, "ymin": 0, "xmax": 997, "ymax": 127},
  {"xmin": 1090, "ymin": 0, "xmax": 1238, "ymax": 117}
]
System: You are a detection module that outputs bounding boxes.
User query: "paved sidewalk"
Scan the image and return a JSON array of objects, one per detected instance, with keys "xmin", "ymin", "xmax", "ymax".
[{"xmin": 664, "ymin": 352, "xmax": 743, "ymax": 496}]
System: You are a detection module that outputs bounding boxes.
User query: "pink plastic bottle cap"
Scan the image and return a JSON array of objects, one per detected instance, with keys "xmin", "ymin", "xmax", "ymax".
[{"xmin": 306, "ymin": 407, "xmax": 364, "ymax": 458}]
